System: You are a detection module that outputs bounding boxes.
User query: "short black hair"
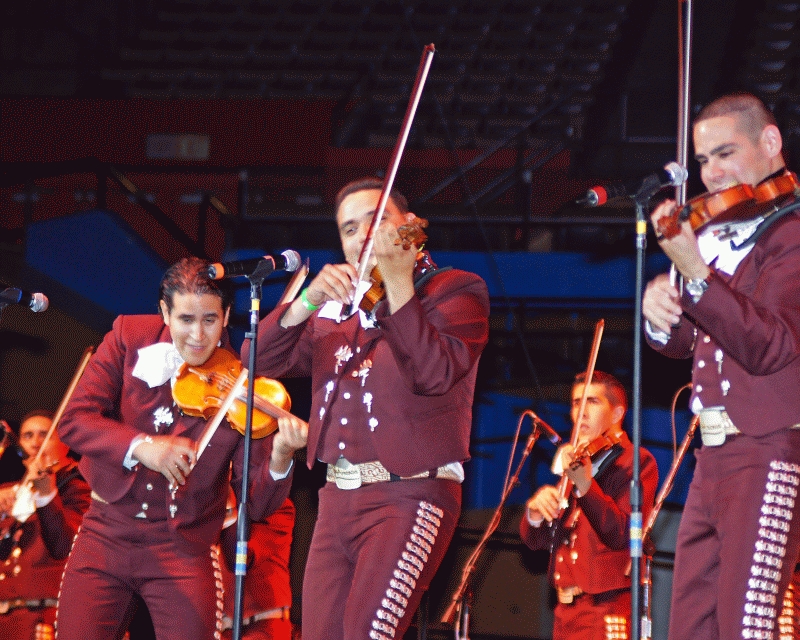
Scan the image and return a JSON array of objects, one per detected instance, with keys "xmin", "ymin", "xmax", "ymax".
[
  {"xmin": 695, "ymin": 92, "xmax": 777, "ymax": 144},
  {"xmin": 159, "ymin": 257, "xmax": 233, "ymax": 313},
  {"xmin": 334, "ymin": 177, "xmax": 409, "ymax": 216},
  {"xmin": 573, "ymin": 370, "xmax": 628, "ymax": 412},
  {"xmin": 20, "ymin": 409, "xmax": 54, "ymax": 425}
]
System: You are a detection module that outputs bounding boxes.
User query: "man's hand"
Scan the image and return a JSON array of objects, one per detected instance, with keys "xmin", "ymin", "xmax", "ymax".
[
  {"xmin": 133, "ymin": 435, "xmax": 197, "ymax": 487},
  {"xmin": 374, "ymin": 213, "xmax": 417, "ymax": 313},
  {"xmin": 651, "ymin": 199, "xmax": 711, "ymax": 281},
  {"xmin": 0, "ymin": 483, "xmax": 16, "ymax": 514},
  {"xmin": 281, "ymin": 263, "xmax": 358, "ymax": 328},
  {"xmin": 643, "ymin": 274, "xmax": 683, "ymax": 335},
  {"xmin": 270, "ymin": 415, "xmax": 309, "ymax": 476},
  {"xmin": 526, "ymin": 485, "xmax": 561, "ymax": 524},
  {"xmin": 305, "ymin": 263, "xmax": 358, "ymax": 308},
  {"xmin": 562, "ymin": 445, "xmax": 592, "ymax": 497},
  {"xmin": 30, "ymin": 467, "xmax": 57, "ymax": 497}
]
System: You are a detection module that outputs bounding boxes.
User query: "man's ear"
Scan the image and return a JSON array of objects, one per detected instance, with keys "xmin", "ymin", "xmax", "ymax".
[
  {"xmin": 760, "ymin": 124, "xmax": 783, "ymax": 160},
  {"xmin": 223, "ymin": 305, "xmax": 231, "ymax": 328},
  {"xmin": 612, "ymin": 405, "xmax": 625, "ymax": 426},
  {"xmin": 159, "ymin": 299, "xmax": 170, "ymax": 325}
]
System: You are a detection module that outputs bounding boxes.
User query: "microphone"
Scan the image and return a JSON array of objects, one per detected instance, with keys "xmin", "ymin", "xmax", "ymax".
[
  {"xmin": 578, "ymin": 162, "xmax": 689, "ymax": 206},
  {"xmin": 524, "ymin": 410, "xmax": 562, "ymax": 444},
  {"xmin": 0, "ymin": 287, "xmax": 49, "ymax": 312},
  {"xmin": 207, "ymin": 250, "xmax": 301, "ymax": 280}
]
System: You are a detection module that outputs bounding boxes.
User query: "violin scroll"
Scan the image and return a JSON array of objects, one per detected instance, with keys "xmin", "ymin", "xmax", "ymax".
[{"xmin": 395, "ymin": 215, "xmax": 429, "ymax": 250}]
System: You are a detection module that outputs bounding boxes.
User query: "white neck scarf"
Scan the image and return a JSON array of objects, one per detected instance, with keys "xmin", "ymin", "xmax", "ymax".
[{"xmin": 132, "ymin": 342, "xmax": 185, "ymax": 388}]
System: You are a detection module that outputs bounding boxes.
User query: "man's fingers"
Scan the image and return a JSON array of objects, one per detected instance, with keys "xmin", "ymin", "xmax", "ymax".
[
  {"xmin": 175, "ymin": 455, "xmax": 190, "ymax": 476},
  {"xmin": 275, "ymin": 417, "xmax": 309, "ymax": 454},
  {"xmin": 175, "ymin": 446, "xmax": 196, "ymax": 468},
  {"xmin": 167, "ymin": 463, "xmax": 184, "ymax": 487},
  {"xmin": 539, "ymin": 502, "xmax": 556, "ymax": 522},
  {"xmin": 309, "ymin": 266, "xmax": 357, "ymax": 306}
]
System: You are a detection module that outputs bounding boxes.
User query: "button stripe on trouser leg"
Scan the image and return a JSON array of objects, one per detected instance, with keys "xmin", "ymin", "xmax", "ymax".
[
  {"xmin": 742, "ymin": 461, "xmax": 800, "ymax": 639},
  {"xmin": 369, "ymin": 501, "xmax": 442, "ymax": 640}
]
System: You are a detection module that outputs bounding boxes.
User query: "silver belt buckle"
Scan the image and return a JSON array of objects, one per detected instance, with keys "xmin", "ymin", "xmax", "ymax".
[
  {"xmin": 332, "ymin": 458, "xmax": 362, "ymax": 490},
  {"xmin": 699, "ymin": 410, "xmax": 727, "ymax": 447}
]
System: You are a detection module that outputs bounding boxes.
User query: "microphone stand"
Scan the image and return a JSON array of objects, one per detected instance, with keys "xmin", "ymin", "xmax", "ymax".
[
  {"xmin": 231, "ymin": 259, "xmax": 273, "ymax": 640},
  {"xmin": 629, "ymin": 194, "xmax": 651, "ymax": 640},
  {"xmin": 441, "ymin": 416, "xmax": 548, "ymax": 639},
  {"xmin": 639, "ymin": 415, "xmax": 699, "ymax": 639}
]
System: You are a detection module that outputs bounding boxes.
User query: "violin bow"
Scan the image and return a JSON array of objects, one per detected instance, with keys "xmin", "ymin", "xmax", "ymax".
[
  {"xmin": 12, "ymin": 346, "xmax": 94, "ymax": 522},
  {"xmin": 192, "ymin": 367, "xmax": 299, "ymax": 461},
  {"xmin": 554, "ymin": 318, "xmax": 605, "ymax": 512},
  {"xmin": 194, "ymin": 368, "xmax": 249, "ymax": 462},
  {"xmin": 341, "ymin": 44, "xmax": 436, "ymax": 319},
  {"xmin": 670, "ymin": 0, "xmax": 694, "ymax": 290},
  {"xmin": 278, "ymin": 258, "xmax": 309, "ymax": 306}
]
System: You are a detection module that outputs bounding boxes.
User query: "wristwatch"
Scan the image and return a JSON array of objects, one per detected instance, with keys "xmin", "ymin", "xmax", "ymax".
[{"xmin": 685, "ymin": 271, "xmax": 714, "ymax": 303}]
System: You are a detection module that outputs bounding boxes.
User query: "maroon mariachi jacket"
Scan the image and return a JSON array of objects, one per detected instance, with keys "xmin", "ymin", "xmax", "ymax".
[
  {"xmin": 0, "ymin": 464, "xmax": 90, "ymax": 600},
  {"xmin": 520, "ymin": 433, "xmax": 658, "ymax": 595},
  {"xmin": 59, "ymin": 315, "xmax": 291, "ymax": 555},
  {"xmin": 246, "ymin": 268, "xmax": 490, "ymax": 476},
  {"xmin": 647, "ymin": 212, "xmax": 800, "ymax": 436}
]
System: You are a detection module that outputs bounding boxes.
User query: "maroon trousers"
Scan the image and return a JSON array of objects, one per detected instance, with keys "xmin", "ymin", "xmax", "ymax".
[
  {"xmin": 553, "ymin": 588, "xmax": 630, "ymax": 640},
  {"xmin": 301, "ymin": 478, "xmax": 460, "ymax": 640},
  {"xmin": 669, "ymin": 429, "xmax": 800, "ymax": 640},
  {"xmin": 56, "ymin": 501, "xmax": 222, "ymax": 640}
]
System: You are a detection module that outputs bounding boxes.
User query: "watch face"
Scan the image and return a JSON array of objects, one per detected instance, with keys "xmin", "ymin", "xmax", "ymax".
[{"xmin": 686, "ymin": 279, "xmax": 708, "ymax": 299}]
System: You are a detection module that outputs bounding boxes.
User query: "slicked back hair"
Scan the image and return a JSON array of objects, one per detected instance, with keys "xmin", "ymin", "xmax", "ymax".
[
  {"xmin": 573, "ymin": 370, "xmax": 628, "ymax": 413},
  {"xmin": 159, "ymin": 257, "xmax": 233, "ymax": 313}
]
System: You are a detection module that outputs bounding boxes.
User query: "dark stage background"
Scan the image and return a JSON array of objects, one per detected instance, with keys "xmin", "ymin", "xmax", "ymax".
[{"xmin": 4, "ymin": 0, "xmax": 800, "ymax": 637}]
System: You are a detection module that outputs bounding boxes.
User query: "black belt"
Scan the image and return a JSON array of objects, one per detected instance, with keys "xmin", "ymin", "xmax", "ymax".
[{"xmin": 0, "ymin": 598, "xmax": 58, "ymax": 614}]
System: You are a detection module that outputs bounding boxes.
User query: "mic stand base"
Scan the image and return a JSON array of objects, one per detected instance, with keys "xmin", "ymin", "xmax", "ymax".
[{"xmin": 441, "ymin": 418, "xmax": 545, "ymax": 638}]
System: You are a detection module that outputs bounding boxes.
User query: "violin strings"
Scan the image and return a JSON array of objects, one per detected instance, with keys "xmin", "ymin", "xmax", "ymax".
[{"xmin": 197, "ymin": 369, "xmax": 287, "ymax": 419}]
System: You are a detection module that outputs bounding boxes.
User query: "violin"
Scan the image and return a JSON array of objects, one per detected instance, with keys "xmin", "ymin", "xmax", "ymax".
[
  {"xmin": 569, "ymin": 430, "xmax": 624, "ymax": 469},
  {"xmin": 753, "ymin": 169, "xmax": 800, "ymax": 206},
  {"xmin": 553, "ymin": 320, "xmax": 604, "ymax": 514},
  {"xmin": 655, "ymin": 170, "xmax": 800, "ymax": 240},
  {"xmin": 172, "ymin": 348, "xmax": 292, "ymax": 439},
  {"xmin": 655, "ymin": 183, "xmax": 756, "ymax": 239},
  {"xmin": 358, "ymin": 215, "xmax": 431, "ymax": 315}
]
